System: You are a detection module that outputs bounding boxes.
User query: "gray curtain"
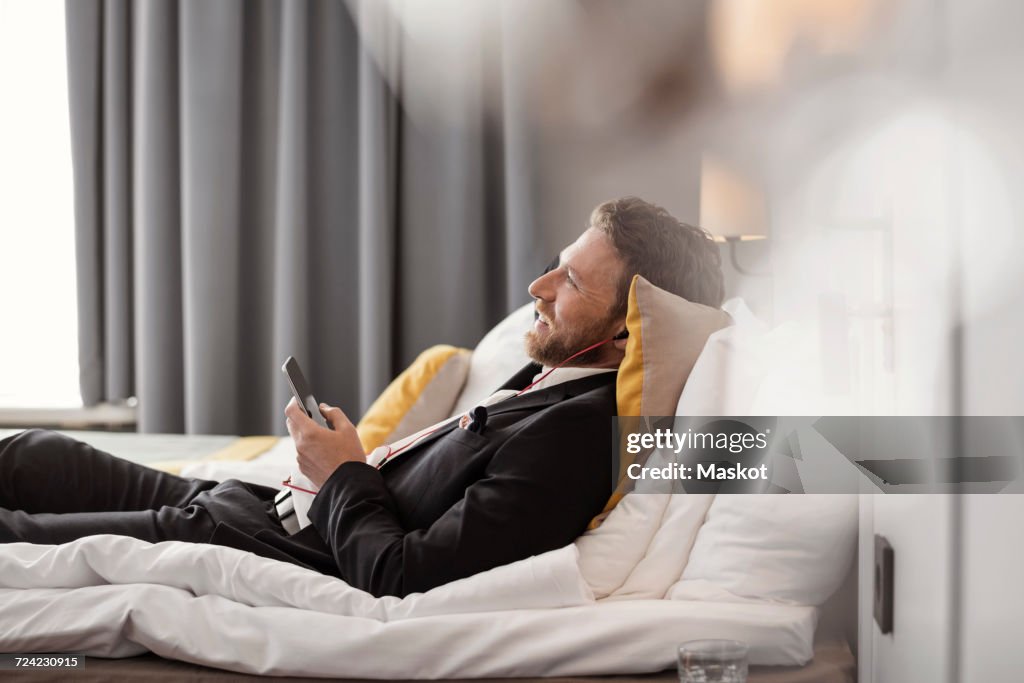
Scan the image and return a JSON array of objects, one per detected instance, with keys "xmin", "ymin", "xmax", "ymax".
[{"xmin": 65, "ymin": 0, "xmax": 541, "ymax": 435}]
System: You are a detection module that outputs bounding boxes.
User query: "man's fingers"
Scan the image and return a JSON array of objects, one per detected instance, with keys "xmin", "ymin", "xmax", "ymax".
[
  {"xmin": 319, "ymin": 403, "xmax": 350, "ymax": 429},
  {"xmin": 286, "ymin": 398, "xmax": 318, "ymax": 432},
  {"xmin": 285, "ymin": 417, "xmax": 304, "ymax": 447},
  {"xmin": 285, "ymin": 400, "xmax": 315, "ymax": 449},
  {"xmin": 285, "ymin": 397, "xmax": 305, "ymax": 420}
]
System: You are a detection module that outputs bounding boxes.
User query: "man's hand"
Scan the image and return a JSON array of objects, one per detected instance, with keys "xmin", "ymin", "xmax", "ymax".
[{"xmin": 285, "ymin": 398, "xmax": 366, "ymax": 488}]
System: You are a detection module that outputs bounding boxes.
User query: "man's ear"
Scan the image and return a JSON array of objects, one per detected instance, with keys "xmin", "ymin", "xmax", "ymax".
[{"xmin": 612, "ymin": 328, "xmax": 629, "ymax": 351}]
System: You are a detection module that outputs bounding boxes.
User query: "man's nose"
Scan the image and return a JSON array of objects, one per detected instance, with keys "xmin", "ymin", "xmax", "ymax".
[{"xmin": 528, "ymin": 270, "xmax": 557, "ymax": 301}]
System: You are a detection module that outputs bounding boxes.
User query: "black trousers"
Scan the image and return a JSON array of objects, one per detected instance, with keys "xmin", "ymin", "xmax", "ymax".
[{"xmin": 0, "ymin": 429, "xmax": 286, "ymax": 546}]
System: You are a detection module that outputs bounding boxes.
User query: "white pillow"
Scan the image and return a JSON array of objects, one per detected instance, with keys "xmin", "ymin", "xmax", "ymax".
[
  {"xmin": 574, "ymin": 494, "xmax": 670, "ymax": 599},
  {"xmin": 668, "ymin": 494, "xmax": 858, "ymax": 606},
  {"xmin": 449, "ymin": 302, "xmax": 534, "ymax": 417},
  {"xmin": 676, "ymin": 298, "xmax": 769, "ymax": 416},
  {"xmin": 603, "ymin": 493, "xmax": 715, "ymax": 601},
  {"xmin": 678, "ymin": 298, "xmax": 859, "ymax": 416}
]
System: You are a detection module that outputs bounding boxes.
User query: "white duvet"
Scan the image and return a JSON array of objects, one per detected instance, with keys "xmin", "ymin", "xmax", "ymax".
[{"xmin": 0, "ymin": 534, "xmax": 816, "ymax": 678}]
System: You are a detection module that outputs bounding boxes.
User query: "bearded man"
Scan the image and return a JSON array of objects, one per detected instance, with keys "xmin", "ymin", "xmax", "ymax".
[{"xmin": 0, "ymin": 197, "xmax": 724, "ymax": 598}]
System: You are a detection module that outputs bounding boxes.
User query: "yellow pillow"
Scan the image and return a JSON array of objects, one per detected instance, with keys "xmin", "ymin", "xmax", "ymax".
[
  {"xmin": 356, "ymin": 345, "xmax": 471, "ymax": 451},
  {"xmin": 592, "ymin": 275, "xmax": 732, "ymax": 527}
]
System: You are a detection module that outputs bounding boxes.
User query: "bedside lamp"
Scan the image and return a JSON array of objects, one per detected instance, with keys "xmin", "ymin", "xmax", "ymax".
[{"xmin": 699, "ymin": 154, "xmax": 769, "ymax": 275}]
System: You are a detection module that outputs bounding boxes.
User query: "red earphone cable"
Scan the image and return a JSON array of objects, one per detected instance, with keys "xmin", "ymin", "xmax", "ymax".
[{"xmin": 280, "ymin": 476, "xmax": 319, "ymax": 496}]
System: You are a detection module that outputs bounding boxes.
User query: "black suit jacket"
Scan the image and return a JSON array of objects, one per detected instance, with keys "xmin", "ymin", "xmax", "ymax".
[{"xmin": 210, "ymin": 364, "xmax": 617, "ymax": 597}]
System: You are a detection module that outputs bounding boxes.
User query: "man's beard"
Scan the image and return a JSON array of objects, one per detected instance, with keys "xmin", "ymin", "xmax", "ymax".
[{"xmin": 524, "ymin": 313, "xmax": 617, "ymax": 367}]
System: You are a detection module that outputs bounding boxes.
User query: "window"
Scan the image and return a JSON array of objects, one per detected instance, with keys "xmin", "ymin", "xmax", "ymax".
[{"xmin": 0, "ymin": 0, "xmax": 80, "ymax": 408}]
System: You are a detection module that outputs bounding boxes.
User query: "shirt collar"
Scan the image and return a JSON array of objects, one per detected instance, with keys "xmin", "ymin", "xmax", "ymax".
[{"xmin": 525, "ymin": 365, "xmax": 617, "ymax": 394}]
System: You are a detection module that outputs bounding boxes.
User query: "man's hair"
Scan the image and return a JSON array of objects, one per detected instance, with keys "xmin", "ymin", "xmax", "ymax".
[{"xmin": 590, "ymin": 196, "xmax": 725, "ymax": 316}]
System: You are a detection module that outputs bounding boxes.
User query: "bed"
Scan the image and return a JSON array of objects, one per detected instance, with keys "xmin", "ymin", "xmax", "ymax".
[{"xmin": 0, "ymin": 296, "xmax": 860, "ymax": 680}]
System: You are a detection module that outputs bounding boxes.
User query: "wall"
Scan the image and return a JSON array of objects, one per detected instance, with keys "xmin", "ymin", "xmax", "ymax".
[
  {"xmin": 859, "ymin": 1, "xmax": 1024, "ymax": 680},
  {"xmin": 952, "ymin": 0, "xmax": 1024, "ymax": 678}
]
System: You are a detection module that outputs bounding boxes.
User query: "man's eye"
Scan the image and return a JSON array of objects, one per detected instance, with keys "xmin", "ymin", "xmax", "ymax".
[{"xmin": 566, "ymin": 273, "xmax": 578, "ymax": 288}]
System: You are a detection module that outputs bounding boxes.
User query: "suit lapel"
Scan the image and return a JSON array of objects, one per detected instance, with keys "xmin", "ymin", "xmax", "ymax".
[
  {"xmin": 381, "ymin": 416, "xmax": 462, "ymax": 459},
  {"xmin": 484, "ymin": 383, "xmax": 568, "ymax": 418},
  {"xmin": 499, "ymin": 363, "xmax": 543, "ymax": 391}
]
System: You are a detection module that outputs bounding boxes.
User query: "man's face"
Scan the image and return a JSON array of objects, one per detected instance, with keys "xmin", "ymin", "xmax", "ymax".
[{"xmin": 525, "ymin": 228, "xmax": 626, "ymax": 367}]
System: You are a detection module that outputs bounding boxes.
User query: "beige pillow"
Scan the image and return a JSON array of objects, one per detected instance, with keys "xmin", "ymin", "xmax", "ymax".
[{"xmin": 617, "ymin": 274, "xmax": 733, "ymax": 416}]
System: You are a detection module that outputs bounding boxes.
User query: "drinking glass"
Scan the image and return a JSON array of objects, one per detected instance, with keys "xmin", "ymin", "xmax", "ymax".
[{"xmin": 677, "ymin": 639, "xmax": 749, "ymax": 683}]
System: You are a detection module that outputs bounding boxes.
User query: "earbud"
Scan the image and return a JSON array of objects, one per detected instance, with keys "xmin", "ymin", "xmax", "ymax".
[{"xmin": 613, "ymin": 329, "xmax": 629, "ymax": 341}]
